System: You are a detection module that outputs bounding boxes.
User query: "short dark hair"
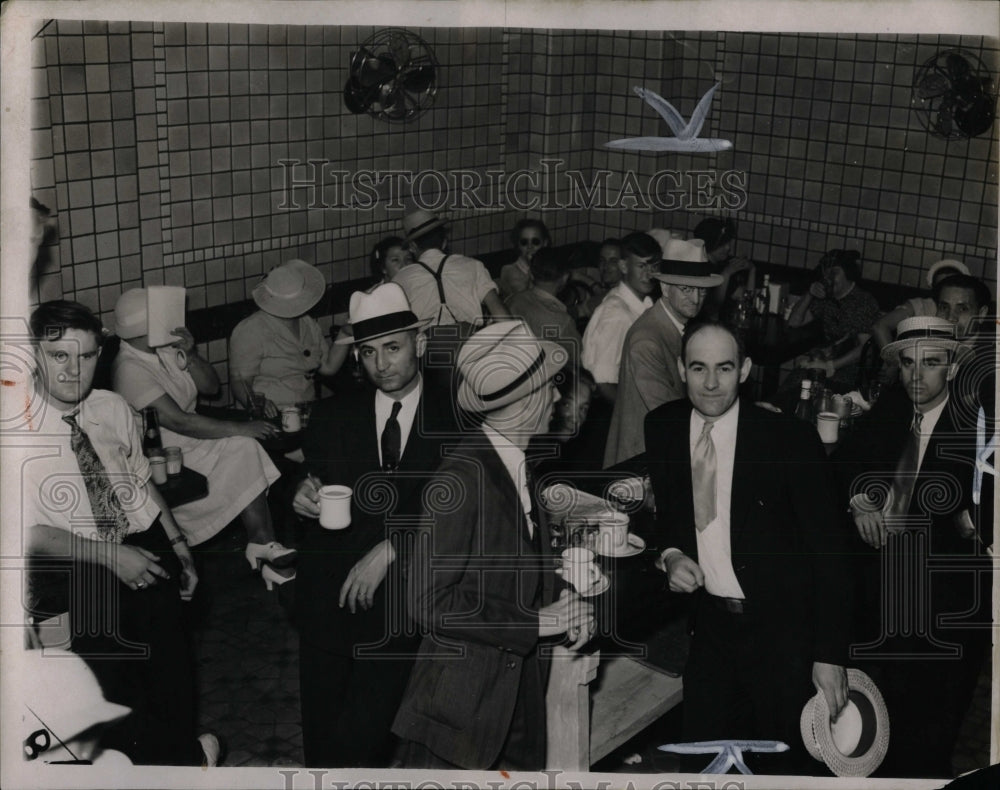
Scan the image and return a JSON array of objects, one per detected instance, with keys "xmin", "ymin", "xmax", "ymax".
[
  {"xmin": 509, "ymin": 218, "xmax": 550, "ymax": 248},
  {"xmin": 369, "ymin": 235, "xmax": 408, "ymax": 279},
  {"xmin": 692, "ymin": 218, "xmax": 737, "ymax": 254},
  {"xmin": 413, "ymin": 225, "xmax": 447, "ymax": 252},
  {"xmin": 528, "ymin": 247, "xmax": 567, "ymax": 283},
  {"xmin": 30, "ymin": 300, "xmax": 105, "ymax": 344},
  {"xmin": 681, "ymin": 318, "xmax": 746, "ymax": 365},
  {"xmin": 933, "ymin": 273, "xmax": 991, "ymax": 310},
  {"xmin": 820, "ymin": 249, "xmax": 862, "ymax": 282},
  {"xmin": 620, "ymin": 232, "xmax": 661, "ymax": 260},
  {"xmin": 600, "ymin": 238, "xmax": 623, "ymax": 253}
]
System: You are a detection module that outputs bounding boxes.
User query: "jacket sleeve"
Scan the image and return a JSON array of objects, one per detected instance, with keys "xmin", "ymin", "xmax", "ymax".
[{"xmin": 407, "ymin": 458, "xmax": 541, "ymax": 656}]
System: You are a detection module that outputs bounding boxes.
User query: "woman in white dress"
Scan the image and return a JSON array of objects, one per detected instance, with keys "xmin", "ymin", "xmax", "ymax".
[{"xmin": 112, "ymin": 289, "xmax": 295, "ymax": 590}]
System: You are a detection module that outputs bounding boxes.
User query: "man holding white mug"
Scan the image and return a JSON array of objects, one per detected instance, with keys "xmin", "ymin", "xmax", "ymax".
[{"xmin": 291, "ymin": 283, "xmax": 457, "ymax": 768}]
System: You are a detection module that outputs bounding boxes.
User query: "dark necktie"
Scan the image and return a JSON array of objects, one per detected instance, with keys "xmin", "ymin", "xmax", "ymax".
[
  {"xmin": 888, "ymin": 411, "xmax": 924, "ymax": 518},
  {"xmin": 692, "ymin": 420, "xmax": 717, "ymax": 531},
  {"xmin": 381, "ymin": 400, "xmax": 403, "ymax": 472},
  {"xmin": 62, "ymin": 412, "xmax": 130, "ymax": 543}
]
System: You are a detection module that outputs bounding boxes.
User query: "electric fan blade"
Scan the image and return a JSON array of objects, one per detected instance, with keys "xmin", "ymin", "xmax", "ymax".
[
  {"xmin": 343, "ymin": 77, "xmax": 373, "ymax": 114},
  {"xmin": 945, "ymin": 53, "xmax": 971, "ymax": 81},
  {"xmin": 358, "ymin": 54, "xmax": 397, "ymax": 89},
  {"xmin": 916, "ymin": 73, "xmax": 952, "ymax": 100},
  {"xmin": 389, "ymin": 34, "xmax": 411, "ymax": 69},
  {"xmin": 401, "ymin": 64, "xmax": 435, "ymax": 92}
]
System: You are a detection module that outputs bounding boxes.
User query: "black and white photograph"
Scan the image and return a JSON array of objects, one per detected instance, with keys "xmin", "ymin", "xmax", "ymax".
[{"xmin": 1, "ymin": 1, "xmax": 997, "ymax": 788}]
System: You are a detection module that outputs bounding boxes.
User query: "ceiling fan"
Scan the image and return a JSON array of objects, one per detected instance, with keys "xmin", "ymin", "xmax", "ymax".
[{"xmin": 343, "ymin": 28, "xmax": 439, "ymax": 123}]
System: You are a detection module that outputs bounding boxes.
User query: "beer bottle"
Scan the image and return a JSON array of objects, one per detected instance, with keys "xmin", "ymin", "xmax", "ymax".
[
  {"xmin": 794, "ymin": 379, "xmax": 814, "ymax": 424},
  {"xmin": 142, "ymin": 407, "xmax": 162, "ymax": 454}
]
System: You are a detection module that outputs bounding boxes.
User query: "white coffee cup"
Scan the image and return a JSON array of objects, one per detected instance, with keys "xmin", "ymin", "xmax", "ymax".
[
  {"xmin": 148, "ymin": 456, "xmax": 168, "ymax": 485},
  {"xmin": 816, "ymin": 411, "xmax": 840, "ymax": 444},
  {"xmin": 318, "ymin": 485, "xmax": 352, "ymax": 529},
  {"xmin": 596, "ymin": 512, "xmax": 630, "ymax": 555},
  {"xmin": 559, "ymin": 547, "xmax": 601, "ymax": 594},
  {"xmin": 281, "ymin": 407, "xmax": 301, "ymax": 432}
]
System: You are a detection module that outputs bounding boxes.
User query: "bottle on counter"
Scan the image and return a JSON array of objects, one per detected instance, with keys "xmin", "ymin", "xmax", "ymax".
[
  {"xmin": 142, "ymin": 406, "xmax": 162, "ymax": 455},
  {"xmin": 794, "ymin": 379, "xmax": 814, "ymax": 424}
]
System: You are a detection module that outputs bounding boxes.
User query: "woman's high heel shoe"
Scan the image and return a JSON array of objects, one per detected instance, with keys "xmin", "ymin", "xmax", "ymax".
[
  {"xmin": 245, "ymin": 541, "xmax": 297, "ymax": 570},
  {"xmin": 261, "ymin": 563, "xmax": 296, "ymax": 591}
]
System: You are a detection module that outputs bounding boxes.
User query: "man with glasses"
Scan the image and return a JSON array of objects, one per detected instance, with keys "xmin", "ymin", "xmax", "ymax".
[{"xmin": 604, "ymin": 238, "xmax": 722, "ymax": 468}]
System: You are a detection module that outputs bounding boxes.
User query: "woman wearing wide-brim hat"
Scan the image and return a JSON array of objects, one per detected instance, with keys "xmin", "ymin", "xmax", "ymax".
[{"xmin": 230, "ymin": 259, "xmax": 349, "ymax": 415}]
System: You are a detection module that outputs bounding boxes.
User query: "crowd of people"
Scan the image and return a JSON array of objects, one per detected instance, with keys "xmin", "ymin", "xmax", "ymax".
[{"xmin": 19, "ymin": 210, "xmax": 995, "ymax": 778}]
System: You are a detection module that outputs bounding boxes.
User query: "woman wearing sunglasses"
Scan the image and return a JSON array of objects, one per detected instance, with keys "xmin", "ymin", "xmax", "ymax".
[{"xmin": 497, "ymin": 218, "xmax": 551, "ymax": 300}]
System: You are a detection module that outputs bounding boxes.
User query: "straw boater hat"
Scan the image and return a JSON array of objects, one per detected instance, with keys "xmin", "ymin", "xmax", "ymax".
[
  {"xmin": 335, "ymin": 282, "xmax": 428, "ymax": 345},
  {"xmin": 402, "ymin": 209, "xmax": 446, "ymax": 242},
  {"xmin": 881, "ymin": 315, "xmax": 972, "ymax": 363},
  {"xmin": 652, "ymin": 238, "xmax": 724, "ymax": 288},
  {"xmin": 456, "ymin": 320, "xmax": 568, "ymax": 413},
  {"xmin": 799, "ymin": 668, "xmax": 889, "ymax": 777},
  {"xmin": 113, "ymin": 288, "xmax": 148, "ymax": 339},
  {"xmin": 252, "ymin": 259, "xmax": 326, "ymax": 319},
  {"xmin": 925, "ymin": 258, "xmax": 970, "ymax": 287}
]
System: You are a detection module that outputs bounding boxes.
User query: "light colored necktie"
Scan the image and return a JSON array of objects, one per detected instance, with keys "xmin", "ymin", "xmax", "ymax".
[
  {"xmin": 62, "ymin": 412, "xmax": 130, "ymax": 543},
  {"xmin": 889, "ymin": 411, "xmax": 923, "ymax": 517},
  {"xmin": 692, "ymin": 420, "xmax": 717, "ymax": 531}
]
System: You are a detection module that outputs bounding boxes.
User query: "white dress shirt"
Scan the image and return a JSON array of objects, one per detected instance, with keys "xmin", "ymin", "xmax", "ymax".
[
  {"xmin": 374, "ymin": 374, "xmax": 422, "ymax": 468},
  {"xmin": 581, "ymin": 281, "xmax": 653, "ymax": 384},
  {"xmin": 482, "ymin": 425, "xmax": 533, "ymax": 536}
]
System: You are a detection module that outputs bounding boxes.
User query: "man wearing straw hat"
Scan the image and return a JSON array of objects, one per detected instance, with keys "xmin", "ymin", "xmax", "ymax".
[
  {"xmin": 833, "ymin": 316, "xmax": 991, "ymax": 778},
  {"xmin": 604, "ymin": 237, "xmax": 722, "ymax": 468},
  {"xmin": 392, "ymin": 321, "xmax": 596, "ymax": 770},
  {"xmin": 291, "ymin": 282, "xmax": 457, "ymax": 768}
]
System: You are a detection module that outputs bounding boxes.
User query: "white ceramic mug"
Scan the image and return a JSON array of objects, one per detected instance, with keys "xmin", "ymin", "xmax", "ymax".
[
  {"xmin": 816, "ymin": 411, "xmax": 840, "ymax": 444},
  {"xmin": 318, "ymin": 485, "xmax": 353, "ymax": 529},
  {"xmin": 559, "ymin": 547, "xmax": 601, "ymax": 594},
  {"xmin": 148, "ymin": 456, "xmax": 168, "ymax": 485},
  {"xmin": 595, "ymin": 512, "xmax": 630, "ymax": 554},
  {"xmin": 281, "ymin": 407, "xmax": 301, "ymax": 432}
]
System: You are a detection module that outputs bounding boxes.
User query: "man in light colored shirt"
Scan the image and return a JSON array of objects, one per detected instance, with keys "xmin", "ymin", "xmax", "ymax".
[
  {"xmin": 393, "ymin": 321, "xmax": 595, "ymax": 770},
  {"xmin": 643, "ymin": 320, "xmax": 850, "ymax": 774},
  {"xmin": 581, "ymin": 231, "xmax": 659, "ymax": 403},
  {"xmin": 604, "ymin": 237, "xmax": 722, "ymax": 468}
]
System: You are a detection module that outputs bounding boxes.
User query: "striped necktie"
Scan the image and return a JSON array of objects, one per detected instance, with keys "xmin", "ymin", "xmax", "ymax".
[{"xmin": 62, "ymin": 412, "xmax": 130, "ymax": 543}]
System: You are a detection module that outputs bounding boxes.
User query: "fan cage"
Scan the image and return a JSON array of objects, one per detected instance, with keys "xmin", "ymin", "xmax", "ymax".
[
  {"xmin": 911, "ymin": 48, "xmax": 997, "ymax": 141},
  {"xmin": 346, "ymin": 28, "xmax": 440, "ymax": 124}
]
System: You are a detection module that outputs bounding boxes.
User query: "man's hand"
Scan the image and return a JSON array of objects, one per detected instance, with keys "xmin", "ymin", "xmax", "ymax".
[
  {"xmin": 172, "ymin": 541, "xmax": 199, "ymax": 601},
  {"xmin": 722, "ymin": 256, "xmax": 753, "ymax": 277},
  {"xmin": 106, "ymin": 544, "xmax": 170, "ymax": 591},
  {"xmin": 852, "ymin": 509, "xmax": 886, "ymax": 549},
  {"xmin": 538, "ymin": 589, "xmax": 596, "ymax": 650},
  {"xmin": 292, "ymin": 475, "xmax": 322, "ymax": 519},
  {"xmin": 235, "ymin": 419, "xmax": 281, "ymax": 441},
  {"xmin": 812, "ymin": 662, "xmax": 848, "ymax": 721},
  {"xmin": 339, "ymin": 540, "xmax": 396, "ymax": 613},
  {"xmin": 808, "ymin": 281, "xmax": 827, "ymax": 300},
  {"xmin": 658, "ymin": 551, "xmax": 705, "ymax": 593},
  {"xmin": 169, "ymin": 327, "xmax": 196, "ymax": 353}
]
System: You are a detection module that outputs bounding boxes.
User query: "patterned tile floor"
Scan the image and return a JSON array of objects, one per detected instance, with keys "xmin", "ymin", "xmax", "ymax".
[{"xmin": 189, "ymin": 523, "xmax": 993, "ymax": 776}]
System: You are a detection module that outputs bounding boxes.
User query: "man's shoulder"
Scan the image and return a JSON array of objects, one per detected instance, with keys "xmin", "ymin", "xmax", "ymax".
[
  {"xmin": 83, "ymin": 388, "xmax": 134, "ymax": 421},
  {"xmin": 646, "ymin": 397, "xmax": 692, "ymax": 423}
]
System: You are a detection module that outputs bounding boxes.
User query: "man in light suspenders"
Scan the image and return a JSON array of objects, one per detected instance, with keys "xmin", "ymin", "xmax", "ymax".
[{"xmin": 393, "ymin": 210, "xmax": 511, "ymax": 375}]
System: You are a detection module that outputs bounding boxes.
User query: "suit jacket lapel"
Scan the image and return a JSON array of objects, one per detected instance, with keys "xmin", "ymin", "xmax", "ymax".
[{"xmin": 729, "ymin": 405, "xmax": 754, "ymax": 549}]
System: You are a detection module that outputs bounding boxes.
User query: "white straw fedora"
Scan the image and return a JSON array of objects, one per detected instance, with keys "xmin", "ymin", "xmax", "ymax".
[
  {"xmin": 335, "ymin": 282, "xmax": 428, "ymax": 345},
  {"xmin": 252, "ymin": 259, "xmax": 326, "ymax": 318},
  {"xmin": 799, "ymin": 668, "xmax": 889, "ymax": 777},
  {"xmin": 456, "ymin": 320, "xmax": 568, "ymax": 413},
  {"xmin": 402, "ymin": 209, "xmax": 446, "ymax": 242},
  {"xmin": 925, "ymin": 258, "xmax": 969, "ymax": 287},
  {"xmin": 652, "ymin": 238, "xmax": 724, "ymax": 288},
  {"xmin": 880, "ymin": 315, "xmax": 972, "ymax": 363}
]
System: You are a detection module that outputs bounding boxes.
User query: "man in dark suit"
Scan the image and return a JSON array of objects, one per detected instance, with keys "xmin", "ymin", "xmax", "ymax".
[
  {"xmin": 643, "ymin": 320, "xmax": 851, "ymax": 774},
  {"xmin": 833, "ymin": 316, "xmax": 992, "ymax": 778},
  {"xmin": 291, "ymin": 282, "xmax": 457, "ymax": 768},
  {"xmin": 392, "ymin": 320, "xmax": 596, "ymax": 770}
]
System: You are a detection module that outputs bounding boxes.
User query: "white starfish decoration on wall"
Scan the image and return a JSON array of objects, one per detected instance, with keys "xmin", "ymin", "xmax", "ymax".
[{"xmin": 606, "ymin": 83, "xmax": 733, "ymax": 152}]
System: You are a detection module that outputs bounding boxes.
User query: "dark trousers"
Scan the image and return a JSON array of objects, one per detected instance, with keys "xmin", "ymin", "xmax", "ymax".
[
  {"xmin": 681, "ymin": 601, "xmax": 814, "ymax": 775},
  {"xmin": 69, "ymin": 523, "xmax": 200, "ymax": 766},
  {"xmin": 300, "ymin": 640, "xmax": 415, "ymax": 768}
]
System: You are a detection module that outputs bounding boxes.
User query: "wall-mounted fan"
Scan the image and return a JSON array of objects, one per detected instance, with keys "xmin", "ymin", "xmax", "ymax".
[
  {"xmin": 911, "ymin": 49, "xmax": 996, "ymax": 140},
  {"xmin": 343, "ymin": 28, "xmax": 439, "ymax": 123}
]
